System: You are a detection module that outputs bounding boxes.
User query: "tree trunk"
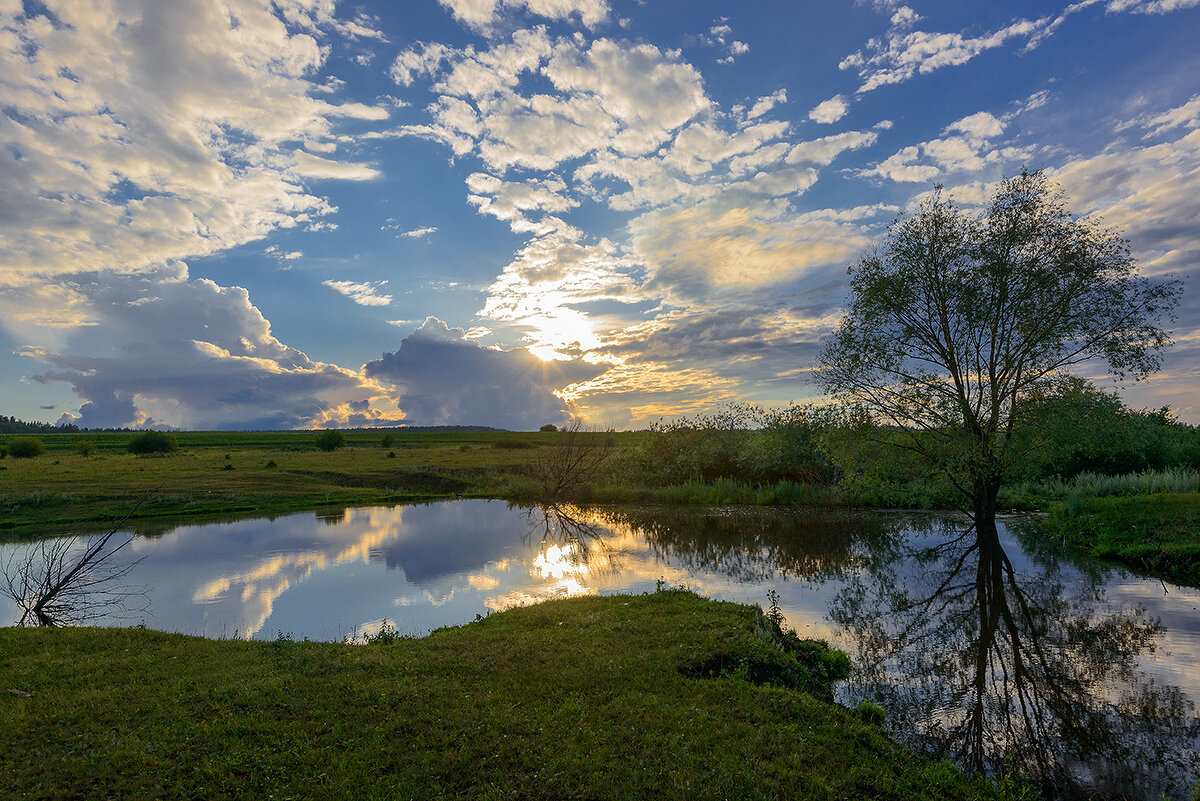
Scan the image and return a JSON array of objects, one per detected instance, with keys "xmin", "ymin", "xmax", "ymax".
[{"xmin": 973, "ymin": 477, "xmax": 1002, "ymax": 527}]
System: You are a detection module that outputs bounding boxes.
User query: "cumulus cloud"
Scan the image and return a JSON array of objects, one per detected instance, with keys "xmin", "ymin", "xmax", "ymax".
[
  {"xmin": 437, "ymin": 0, "xmax": 609, "ymax": 30},
  {"xmin": 864, "ymin": 110, "xmax": 1028, "ymax": 182},
  {"xmin": 809, "ymin": 95, "xmax": 850, "ymax": 124},
  {"xmin": 362, "ymin": 317, "xmax": 608, "ymax": 428},
  {"xmin": 0, "ymin": 1, "xmax": 380, "ymax": 283},
  {"xmin": 0, "ymin": 1, "xmax": 397, "ymax": 429},
  {"xmin": 466, "ymin": 173, "xmax": 579, "ymax": 229},
  {"xmin": 12, "ymin": 272, "xmax": 395, "ymax": 430},
  {"xmin": 390, "ymin": 32, "xmax": 709, "ymax": 172}
]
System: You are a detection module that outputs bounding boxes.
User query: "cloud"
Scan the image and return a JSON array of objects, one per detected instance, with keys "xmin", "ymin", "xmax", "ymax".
[
  {"xmin": 864, "ymin": 110, "xmax": 1028, "ymax": 182},
  {"xmin": 632, "ymin": 200, "xmax": 891, "ymax": 304},
  {"xmin": 748, "ymin": 89, "xmax": 787, "ymax": 120},
  {"xmin": 292, "ymin": 151, "xmax": 382, "ymax": 181},
  {"xmin": 12, "ymin": 271, "xmax": 395, "ymax": 430},
  {"xmin": 0, "ymin": 1, "xmax": 384, "ymax": 285},
  {"xmin": 362, "ymin": 317, "xmax": 608, "ymax": 428},
  {"xmin": 400, "ymin": 226, "xmax": 439, "ymax": 239},
  {"xmin": 787, "ymin": 130, "xmax": 879, "ymax": 166},
  {"xmin": 466, "ymin": 172, "xmax": 579, "ymax": 229},
  {"xmin": 323, "ymin": 280, "xmax": 393, "ymax": 307},
  {"xmin": 391, "ymin": 32, "xmax": 709, "ymax": 172},
  {"xmin": 839, "ymin": 14, "xmax": 1059, "ymax": 93},
  {"xmin": 1052, "ymin": 125, "xmax": 1200, "ymax": 277},
  {"xmin": 809, "ymin": 95, "xmax": 850, "ymax": 124},
  {"xmin": 436, "ymin": 0, "xmax": 609, "ymax": 31}
]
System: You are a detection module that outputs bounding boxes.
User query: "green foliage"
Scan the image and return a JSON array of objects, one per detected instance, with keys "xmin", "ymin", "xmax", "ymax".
[
  {"xmin": 819, "ymin": 171, "xmax": 1180, "ymax": 521},
  {"xmin": 615, "ymin": 403, "xmax": 842, "ymax": 488},
  {"xmin": 127, "ymin": 430, "xmax": 178, "ymax": 454},
  {"xmin": 73, "ymin": 438, "xmax": 97, "ymax": 456},
  {"xmin": 539, "ymin": 423, "xmax": 558, "ymax": 432},
  {"xmin": 854, "ymin": 700, "xmax": 887, "ymax": 725},
  {"xmin": 314, "ymin": 429, "xmax": 346, "ymax": 452},
  {"xmin": 6, "ymin": 436, "xmax": 45, "ymax": 458},
  {"xmin": 1012, "ymin": 378, "xmax": 1200, "ymax": 480},
  {"xmin": 379, "ymin": 433, "xmax": 395, "ymax": 448}
]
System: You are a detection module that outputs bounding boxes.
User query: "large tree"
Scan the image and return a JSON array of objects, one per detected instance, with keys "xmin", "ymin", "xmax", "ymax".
[{"xmin": 818, "ymin": 170, "xmax": 1180, "ymax": 525}]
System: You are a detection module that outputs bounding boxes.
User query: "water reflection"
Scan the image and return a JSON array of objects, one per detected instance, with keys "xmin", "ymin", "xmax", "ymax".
[
  {"xmin": 3, "ymin": 502, "xmax": 1198, "ymax": 796},
  {"xmin": 829, "ymin": 518, "xmax": 1200, "ymax": 799}
]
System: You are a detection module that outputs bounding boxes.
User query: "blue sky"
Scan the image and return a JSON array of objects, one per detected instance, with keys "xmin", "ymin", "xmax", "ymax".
[{"xmin": 1, "ymin": 0, "xmax": 1198, "ymax": 430}]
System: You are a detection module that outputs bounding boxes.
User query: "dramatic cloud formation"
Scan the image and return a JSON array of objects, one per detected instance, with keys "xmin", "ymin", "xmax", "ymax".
[
  {"xmin": 2, "ymin": 0, "xmax": 1198, "ymax": 427},
  {"xmin": 17, "ymin": 271, "xmax": 393, "ymax": 429},
  {"xmin": 363, "ymin": 317, "xmax": 607, "ymax": 428}
]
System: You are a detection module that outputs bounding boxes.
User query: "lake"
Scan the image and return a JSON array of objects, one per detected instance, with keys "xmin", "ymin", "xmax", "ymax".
[{"xmin": 3, "ymin": 500, "xmax": 1198, "ymax": 798}]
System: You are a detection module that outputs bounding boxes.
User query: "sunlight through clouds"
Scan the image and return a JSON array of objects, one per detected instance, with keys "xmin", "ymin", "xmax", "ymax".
[{"xmin": 1, "ymin": 0, "xmax": 1198, "ymax": 425}]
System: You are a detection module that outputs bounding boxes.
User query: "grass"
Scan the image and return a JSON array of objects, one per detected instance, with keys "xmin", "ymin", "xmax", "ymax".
[
  {"xmin": 0, "ymin": 591, "xmax": 1025, "ymax": 800},
  {"xmin": 0, "ymin": 429, "xmax": 620, "ymax": 536},
  {"xmin": 1041, "ymin": 492, "xmax": 1200, "ymax": 586}
]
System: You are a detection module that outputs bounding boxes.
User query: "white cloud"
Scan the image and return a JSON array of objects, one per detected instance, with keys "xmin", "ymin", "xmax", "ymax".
[
  {"xmin": 292, "ymin": 151, "xmax": 382, "ymax": 181},
  {"xmin": 864, "ymin": 110, "xmax": 1026, "ymax": 182},
  {"xmin": 787, "ymin": 130, "xmax": 879, "ymax": 166},
  {"xmin": 841, "ymin": 16, "xmax": 1056, "ymax": 93},
  {"xmin": 399, "ymin": 226, "xmax": 439, "ymax": 239},
  {"xmin": 809, "ymin": 95, "xmax": 850, "ymax": 124},
  {"xmin": 466, "ymin": 173, "xmax": 579, "ymax": 228},
  {"xmin": 9, "ymin": 271, "xmax": 395, "ymax": 429},
  {"xmin": 748, "ymin": 89, "xmax": 787, "ymax": 120},
  {"xmin": 323, "ymin": 280, "xmax": 393, "ymax": 307},
  {"xmin": 1125, "ymin": 94, "xmax": 1200, "ymax": 137},
  {"xmin": 632, "ymin": 199, "xmax": 887, "ymax": 304},
  {"xmin": 436, "ymin": 0, "xmax": 609, "ymax": 31},
  {"xmin": 0, "ymin": 0, "xmax": 381, "ymax": 285}
]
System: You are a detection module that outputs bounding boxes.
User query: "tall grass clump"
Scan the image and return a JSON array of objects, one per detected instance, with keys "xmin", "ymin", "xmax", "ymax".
[
  {"xmin": 314, "ymin": 429, "xmax": 346, "ymax": 452},
  {"xmin": 127, "ymin": 430, "xmax": 177, "ymax": 454},
  {"xmin": 6, "ymin": 436, "xmax": 45, "ymax": 458}
]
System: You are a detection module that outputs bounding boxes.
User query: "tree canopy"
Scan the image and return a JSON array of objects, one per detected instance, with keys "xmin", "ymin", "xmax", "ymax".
[{"xmin": 818, "ymin": 170, "xmax": 1181, "ymax": 523}]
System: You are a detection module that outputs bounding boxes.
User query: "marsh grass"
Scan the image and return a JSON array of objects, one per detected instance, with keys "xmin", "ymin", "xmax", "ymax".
[{"xmin": 0, "ymin": 592, "xmax": 1024, "ymax": 800}]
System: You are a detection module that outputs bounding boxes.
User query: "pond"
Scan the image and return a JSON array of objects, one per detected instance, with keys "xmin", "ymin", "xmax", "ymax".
[{"xmin": 3, "ymin": 500, "xmax": 1198, "ymax": 798}]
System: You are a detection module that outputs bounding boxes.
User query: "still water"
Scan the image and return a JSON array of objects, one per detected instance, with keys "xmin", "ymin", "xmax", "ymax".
[{"xmin": 3, "ymin": 500, "xmax": 1199, "ymax": 798}]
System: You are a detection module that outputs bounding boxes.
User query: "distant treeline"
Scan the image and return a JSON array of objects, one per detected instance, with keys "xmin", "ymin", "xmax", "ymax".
[{"xmin": 0, "ymin": 415, "xmax": 78, "ymax": 434}]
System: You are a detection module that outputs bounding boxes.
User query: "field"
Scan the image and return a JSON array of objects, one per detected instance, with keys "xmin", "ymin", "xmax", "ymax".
[
  {"xmin": 0, "ymin": 429, "xmax": 638, "ymax": 536},
  {"xmin": 0, "ymin": 591, "xmax": 1023, "ymax": 800}
]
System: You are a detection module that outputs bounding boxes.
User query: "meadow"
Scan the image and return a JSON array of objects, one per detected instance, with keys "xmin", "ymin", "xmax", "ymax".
[
  {"xmin": 0, "ymin": 428, "xmax": 615, "ymax": 534},
  {"xmin": 0, "ymin": 590, "xmax": 1030, "ymax": 800}
]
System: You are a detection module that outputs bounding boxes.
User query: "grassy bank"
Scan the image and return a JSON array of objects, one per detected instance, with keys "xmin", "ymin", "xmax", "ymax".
[
  {"xmin": 1040, "ymin": 492, "xmax": 1200, "ymax": 586},
  {"xmin": 1, "ymin": 591, "xmax": 1023, "ymax": 800}
]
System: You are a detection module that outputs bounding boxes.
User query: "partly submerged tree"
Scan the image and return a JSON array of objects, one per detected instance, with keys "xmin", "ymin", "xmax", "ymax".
[{"xmin": 818, "ymin": 170, "xmax": 1180, "ymax": 524}]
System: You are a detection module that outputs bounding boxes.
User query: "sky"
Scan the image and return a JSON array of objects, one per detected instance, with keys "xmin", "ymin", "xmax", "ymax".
[{"xmin": 1, "ymin": 0, "xmax": 1198, "ymax": 430}]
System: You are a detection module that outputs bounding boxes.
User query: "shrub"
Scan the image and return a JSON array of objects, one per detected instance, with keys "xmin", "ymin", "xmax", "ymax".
[
  {"xmin": 74, "ymin": 438, "xmax": 97, "ymax": 456},
  {"xmin": 380, "ymin": 433, "xmax": 395, "ymax": 448},
  {"xmin": 127, "ymin": 430, "xmax": 177, "ymax": 454},
  {"xmin": 539, "ymin": 424, "xmax": 557, "ymax": 432},
  {"xmin": 315, "ymin": 429, "xmax": 346, "ymax": 452},
  {"xmin": 7, "ymin": 436, "xmax": 45, "ymax": 458}
]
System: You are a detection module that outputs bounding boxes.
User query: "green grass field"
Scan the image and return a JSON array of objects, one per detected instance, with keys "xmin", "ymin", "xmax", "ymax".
[
  {"xmin": 0, "ymin": 429, "xmax": 640, "ymax": 536},
  {"xmin": 0, "ymin": 591, "xmax": 1024, "ymax": 800}
]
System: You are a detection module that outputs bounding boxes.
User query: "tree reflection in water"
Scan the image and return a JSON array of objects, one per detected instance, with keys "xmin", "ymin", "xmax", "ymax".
[{"xmin": 831, "ymin": 519, "xmax": 1199, "ymax": 799}]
